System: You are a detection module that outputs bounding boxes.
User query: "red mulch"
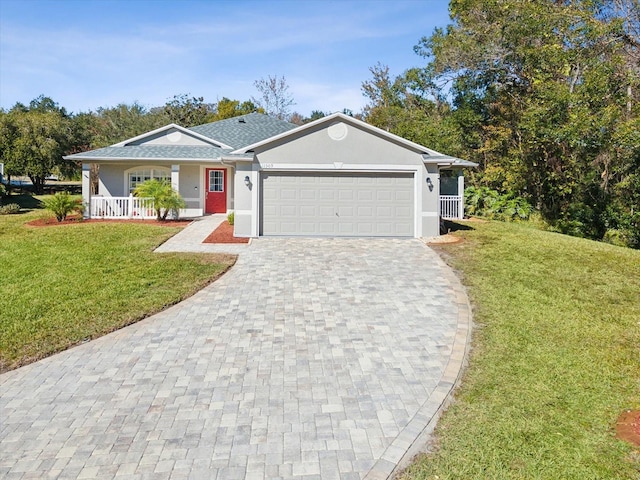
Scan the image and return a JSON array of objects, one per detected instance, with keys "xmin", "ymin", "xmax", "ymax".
[
  {"xmin": 25, "ymin": 215, "xmax": 192, "ymax": 228},
  {"xmin": 203, "ymin": 220, "xmax": 249, "ymax": 244},
  {"xmin": 616, "ymin": 410, "xmax": 640, "ymax": 446}
]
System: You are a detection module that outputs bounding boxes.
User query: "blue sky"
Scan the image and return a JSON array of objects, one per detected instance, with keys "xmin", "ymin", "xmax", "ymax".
[{"xmin": 0, "ymin": 0, "xmax": 451, "ymax": 116}]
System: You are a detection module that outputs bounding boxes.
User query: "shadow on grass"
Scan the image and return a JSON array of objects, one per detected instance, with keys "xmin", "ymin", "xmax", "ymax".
[
  {"xmin": 441, "ymin": 219, "xmax": 475, "ymax": 234},
  {"xmin": 2, "ymin": 194, "xmax": 44, "ymax": 211}
]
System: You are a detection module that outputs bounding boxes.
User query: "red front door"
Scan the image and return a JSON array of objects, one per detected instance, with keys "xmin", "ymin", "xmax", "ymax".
[{"xmin": 205, "ymin": 168, "xmax": 227, "ymax": 213}]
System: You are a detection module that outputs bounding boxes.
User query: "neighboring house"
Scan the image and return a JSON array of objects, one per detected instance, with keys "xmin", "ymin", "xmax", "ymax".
[{"xmin": 65, "ymin": 112, "xmax": 476, "ymax": 238}]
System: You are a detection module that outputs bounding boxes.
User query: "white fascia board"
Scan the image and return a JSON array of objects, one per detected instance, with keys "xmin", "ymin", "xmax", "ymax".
[
  {"xmin": 220, "ymin": 154, "xmax": 254, "ymax": 163},
  {"xmin": 257, "ymin": 163, "xmax": 419, "ymax": 172},
  {"xmin": 111, "ymin": 124, "xmax": 233, "ymax": 149},
  {"xmin": 430, "ymin": 158, "xmax": 479, "ymax": 168},
  {"xmin": 232, "ymin": 112, "xmax": 438, "ymax": 155}
]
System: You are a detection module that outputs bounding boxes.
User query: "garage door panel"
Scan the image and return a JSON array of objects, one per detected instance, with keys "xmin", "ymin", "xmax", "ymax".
[
  {"xmin": 300, "ymin": 205, "xmax": 316, "ymax": 217},
  {"xmin": 280, "ymin": 189, "xmax": 298, "ymax": 201},
  {"xmin": 395, "ymin": 190, "xmax": 412, "ymax": 202},
  {"xmin": 261, "ymin": 172, "xmax": 414, "ymax": 237},
  {"xmin": 338, "ymin": 190, "xmax": 354, "ymax": 202},
  {"xmin": 318, "ymin": 222, "xmax": 337, "ymax": 234},
  {"xmin": 357, "ymin": 206, "xmax": 373, "ymax": 217},
  {"xmin": 319, "ymin": 189, "xmax": 335, "ymax": 201},
  {"xmin": 318, "ymin": 206, "xmax": 335, "ymax": 217},
  {"xmin": 300, "ymin": 189, "xmax": 316, "ymax": 200},
  {"xmin": 376, "ymin": 190, "xmax": 393, "ymax": 201}
]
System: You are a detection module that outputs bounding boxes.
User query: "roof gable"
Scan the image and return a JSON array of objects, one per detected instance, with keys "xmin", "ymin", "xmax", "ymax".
[
  {"xmin": 113, "ymin": 124, "xmax": 231, "ymax": 149},
  {"xmin": 231, "ymin": 113, "xmax": 476, "ymax": 167},
  {"xmin": 189, "ymin": 113, "xmax": 297, "ymax": 150},
  {"xmin": 232, "ymin": 113, "xmax": 436, "ymax": 154}
]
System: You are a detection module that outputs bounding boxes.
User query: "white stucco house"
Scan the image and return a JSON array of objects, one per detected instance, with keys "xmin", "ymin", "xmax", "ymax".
[{"xmin": 65, "ymin": 112, "xmax": 476, "ymax": 238}]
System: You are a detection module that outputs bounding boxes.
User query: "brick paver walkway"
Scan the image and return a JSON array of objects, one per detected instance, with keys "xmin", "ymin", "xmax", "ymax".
[{"xmin": 0, "ymin": 238, "xmax": 471, "ymax": 479}]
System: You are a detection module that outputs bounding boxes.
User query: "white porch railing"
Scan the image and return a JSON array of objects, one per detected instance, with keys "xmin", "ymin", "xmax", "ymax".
[
  {"xmin": 90, "ymin": 195, "xmax": 156, "ymax": 219},
  {"xmin": 440, "ymin": 195, "xmax": 464, "ymax": 220}
]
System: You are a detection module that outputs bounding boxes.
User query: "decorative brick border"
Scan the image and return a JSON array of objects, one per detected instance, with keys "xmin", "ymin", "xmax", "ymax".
[{"xmin": 364, "ymin": 245, "xmax": 473, "ymax": 480}]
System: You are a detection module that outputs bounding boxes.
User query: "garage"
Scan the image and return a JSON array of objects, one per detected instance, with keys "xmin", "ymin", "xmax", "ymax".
[{"xmin": 260, "ymin": 172, "xmax": 414, "ymax": 237}]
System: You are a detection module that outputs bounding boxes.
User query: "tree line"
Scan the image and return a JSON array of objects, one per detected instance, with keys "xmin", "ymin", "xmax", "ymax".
[
  {"xmin": 361, "ymin": 0, "xmax": 639, "ymax": 248},
  {"xmin": 0, "ymin": 76, "xmax": 320, "ymax": 194},
  {"xmin": 1, "ymin": 1, "xmax": 638, "ymax": 248}
]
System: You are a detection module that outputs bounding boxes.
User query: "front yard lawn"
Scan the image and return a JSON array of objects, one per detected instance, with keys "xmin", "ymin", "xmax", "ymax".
[
  {"xmin": 402, "ymin": 220, "xmax": 640, "ymax": 479},
  {"xmin": 0, "ymin": 196, "xmax": 235, "ymax": 372}
]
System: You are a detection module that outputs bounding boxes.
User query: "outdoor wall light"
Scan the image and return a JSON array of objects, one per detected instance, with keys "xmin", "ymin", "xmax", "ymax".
[
  {"xmin": 426, "ymin": 177, "xmax": 434, "ymax": 191},
  {"xmin": 244, "ymin": 176, "xmax": 251, "ymax": 187}
]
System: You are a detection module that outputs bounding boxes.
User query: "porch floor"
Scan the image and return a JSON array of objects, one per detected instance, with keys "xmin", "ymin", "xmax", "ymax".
[{"xmin": 154, "ymin": 214, "xmax": 250, "ymax": 254}]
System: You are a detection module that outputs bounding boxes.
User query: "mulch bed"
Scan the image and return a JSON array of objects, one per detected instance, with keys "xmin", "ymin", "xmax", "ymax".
[
  {"xmin": 616, "ymin": 409, "xmax": 640, "ymax": 447},
  {"xmin": 203, "ymin": 220, "xmax": 249, "ymax": 244},
  {"xmin": 25, "ymin": 216, "xmax": 192, "ymax": 228}
]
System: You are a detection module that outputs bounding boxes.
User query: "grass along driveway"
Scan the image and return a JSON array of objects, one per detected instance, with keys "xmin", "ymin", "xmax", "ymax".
[
  {"xmin": 402, "ymin": 221, "xmax": 640, "ymax": 479},
  {"xmin": 0, "ymin": 198, "xmax": 235, "ymax": 372}
]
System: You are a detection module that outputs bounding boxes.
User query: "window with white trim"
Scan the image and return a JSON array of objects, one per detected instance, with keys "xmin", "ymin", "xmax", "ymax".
[
  {"xmin": 209, "ymin": 170, "xmax": 224, "ymax": 192},
  {"xmin": 127, "ymin": 167, "xmax": 171, "ymax": 193}
]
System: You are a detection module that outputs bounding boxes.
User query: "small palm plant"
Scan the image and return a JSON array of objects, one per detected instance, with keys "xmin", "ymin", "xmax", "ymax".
[
  {"xmin": 43, "ymin": 192, "xmax": 84, "ymax": 222},
  {"xmin": 134, "ymin": 179, "xmax": 186, "ymax": 221}
]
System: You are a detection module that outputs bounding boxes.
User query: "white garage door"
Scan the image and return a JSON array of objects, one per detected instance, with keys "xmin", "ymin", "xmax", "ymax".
[{"xmin": 261, "ymin": 172, "xmax": 414, "ymax": 237}]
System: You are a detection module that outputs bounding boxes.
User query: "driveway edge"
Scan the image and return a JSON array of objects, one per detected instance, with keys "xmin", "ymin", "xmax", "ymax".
[{"xmin": 364, "ymin": 246, "xmax": 473, "ymax": 480}]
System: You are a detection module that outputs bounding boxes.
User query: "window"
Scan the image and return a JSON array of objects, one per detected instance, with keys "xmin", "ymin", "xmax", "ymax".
[
  {"xmin": 127, "ymin": 167, "xmax": 171, "ymax": 193},
  {"xmin": 209, "ymin": 170, "xmax": 224, "ymax": 192}
]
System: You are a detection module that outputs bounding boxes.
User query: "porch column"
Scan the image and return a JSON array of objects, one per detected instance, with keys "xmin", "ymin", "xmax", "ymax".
[
  {"xmin": 82, "ymin": 163, "xmax": 92, "ymax": 219},
  {"xmin": 457, "ymin": 169, "xmax": 465, "ymax": 219},
  {"xmin": 171, "ymin": 165, "xmax": 179, "ymax": 192}
]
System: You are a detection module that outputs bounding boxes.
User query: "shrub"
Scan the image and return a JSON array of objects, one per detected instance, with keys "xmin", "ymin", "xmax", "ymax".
[
  {"xmin": 603, "ymin": 229, "xmax": 631, "ymax": 248},
  {"xmin": 464, "ymin": 186, "xmax": 533, "ymax": 221},
  {"xmin": 0, "ymin": 203, "xmax": 21, "ymax": 215},
  {"xmin": 0, "ymin": 183, "xmax": 6, "ymax": 198},
  {"xmin": 134, "ymin": 179, "xmax": 186, "ymax": 221},
  {"xmin": 42, "ymin": 192, "xmax": 83, "ymax": 222},
  {"xmin": 227, "ymin": 211, "xmax": 235, "ymax": 225}
]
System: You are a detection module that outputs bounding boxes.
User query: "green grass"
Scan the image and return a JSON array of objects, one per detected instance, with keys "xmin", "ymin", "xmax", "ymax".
[
  {"xmin": 0, "ymin": 196, "xmax": 235, "ymax": 372},
  {"xmin": 402, "ymin": 220, "xmax": 640, "ymax": 480}
]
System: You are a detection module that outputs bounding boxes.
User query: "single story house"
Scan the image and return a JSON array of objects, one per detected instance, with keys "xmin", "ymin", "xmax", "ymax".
[{"xmin": 65, "ymin": 112, "xmax": 476, "ymax": 238}]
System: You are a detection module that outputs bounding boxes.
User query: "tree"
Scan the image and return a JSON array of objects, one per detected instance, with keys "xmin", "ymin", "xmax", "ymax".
[
  {"xmin": 133, "ymin": 179, "xmax": 185, "ymax": 220},
  {"xmin": 210, "ymin": 97, "xmax": 261, "ymax": 121},
  {"xmin": 161, "ymin": 94, "xmax": 214, "ymax": 127},
  {"xmin": 90, "ymin": 102, "xmax": 166, "ymax": 148},
  {"xmin": 410, "ymin": 0, "xmax": 639, "ymax": 246},
  {"xmin": 3, "ymin": 98, "xmax": 74, "ymax": 194},
  {"xmin": 307, "ymin": 110, "xmax": 327, "ymax": 123},
  {"xmin": 252, "ymin": 75, "xmax": 295, "ymax": 120}
]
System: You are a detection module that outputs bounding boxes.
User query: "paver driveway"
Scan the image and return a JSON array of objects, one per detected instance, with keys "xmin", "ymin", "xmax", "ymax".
[{"xmin": 0, "ymin": 238, "xmax": 470, "ymax": 479}]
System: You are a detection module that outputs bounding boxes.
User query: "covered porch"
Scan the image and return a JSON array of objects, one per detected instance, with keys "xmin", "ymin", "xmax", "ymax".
[
  {"xmin": 80, "ymin": 162, "xmax": 233, "ymax": 219},
  {"xmin": 439, "ymin": 168, "xmax": 466, "ymax": 220}
]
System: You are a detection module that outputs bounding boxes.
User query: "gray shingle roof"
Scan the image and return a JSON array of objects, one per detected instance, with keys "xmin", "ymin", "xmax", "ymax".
[
  {"xmin": 189, "ymin": 113, "xmax": 296, "ymax": 149},
  {"xmin": 68, "ymin": 145, "xmax": 229, "ymax": 161}
]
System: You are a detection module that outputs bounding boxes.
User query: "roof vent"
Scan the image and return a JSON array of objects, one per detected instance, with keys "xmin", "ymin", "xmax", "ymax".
[{"xmin": 238, "ymin": 118, "xmax": 246, "ymax": 123}]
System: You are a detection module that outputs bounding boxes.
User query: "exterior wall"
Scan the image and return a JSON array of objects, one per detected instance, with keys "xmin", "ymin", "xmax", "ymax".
[
  {"xmin": 234, "ymin": 120, "xmax": 441, "ymax": 238},
  {"xmin": 233, "ymin": 162, "xmax": 255, "ymax": 237},
  {"xmin": 422, "ymin": 164, "xmax": 440, "ymax": 237},
  {"xmin": 98, "ymin": 164, "xmax": 128, "ymax": 197},
  {"xmin": 178, "ymin": 165, "xmax": 200, "ymax": 208},
  {"xmin": 254, "ymin": 121, "xmax": 420, "ymax": 167},
  {"xmin": 128, "ymin": 129, "xmax": 213, "ymax": 146}
]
